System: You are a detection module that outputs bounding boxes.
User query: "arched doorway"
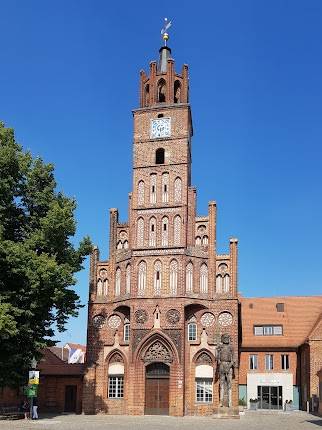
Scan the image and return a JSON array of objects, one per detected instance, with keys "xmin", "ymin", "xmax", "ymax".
[{"xmin": 145, "ymin": 362, "xmax": 170, "ymax": 415}]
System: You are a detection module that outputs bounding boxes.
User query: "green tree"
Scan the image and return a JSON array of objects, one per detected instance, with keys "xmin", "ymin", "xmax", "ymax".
[{"xmin": 0, "ymin": 121, "xmax": 92, "ymax": 387}]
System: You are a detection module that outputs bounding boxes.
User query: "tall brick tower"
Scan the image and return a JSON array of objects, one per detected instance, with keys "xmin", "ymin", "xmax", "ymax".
[{"xmin": 83, "ymin": 30, "xmax": 239, "ymax": 416}]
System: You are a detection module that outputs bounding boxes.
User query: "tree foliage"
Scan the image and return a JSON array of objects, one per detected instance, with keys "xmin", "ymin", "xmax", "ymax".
[{"xmin": 0, "ymin": 121, "xmax": 92, "ymax": 387}]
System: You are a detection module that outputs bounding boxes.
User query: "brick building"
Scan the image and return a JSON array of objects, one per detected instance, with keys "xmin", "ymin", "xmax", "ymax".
[
  {"xmin": 83, "ymin": 42, "xmax": 239, "ymax": 416},
  {"xmin": 82, "ymin": 39, "xmax": 322, "ymax": 417},
  {"xmin": 239, "ymin": 296, "xmax": 322, "ymax": 411}
]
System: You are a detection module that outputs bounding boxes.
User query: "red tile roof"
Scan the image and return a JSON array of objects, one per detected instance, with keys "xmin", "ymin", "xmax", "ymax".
[
  {"xmin": 240, "ymin": 296, "xmax": 322, "ymax": 348},
  {"xmin": 38, "ymin": 348, "xmax": 84, "ymax": 376}
]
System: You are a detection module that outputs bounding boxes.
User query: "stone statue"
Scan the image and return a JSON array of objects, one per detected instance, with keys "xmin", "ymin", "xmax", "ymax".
[{"xmin": 216, "ymin": 333, "xmax": 235, "ymax": 407}]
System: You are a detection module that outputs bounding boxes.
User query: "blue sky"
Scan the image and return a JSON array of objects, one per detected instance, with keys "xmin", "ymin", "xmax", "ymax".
[{"xmin": 1, "ymin": 1, "xmax": 322, "ymax": 345}]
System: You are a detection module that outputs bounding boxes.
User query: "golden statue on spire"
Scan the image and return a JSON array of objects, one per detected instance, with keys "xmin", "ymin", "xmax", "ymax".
[{"xmin": 161, "ymin": 17, "xmax": 172, "ymax": 46}]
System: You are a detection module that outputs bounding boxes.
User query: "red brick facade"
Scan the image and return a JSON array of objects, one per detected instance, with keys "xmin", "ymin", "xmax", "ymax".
[{"xmin": 83, "ymin": 45, "xmax": 239, "ymax": 416}]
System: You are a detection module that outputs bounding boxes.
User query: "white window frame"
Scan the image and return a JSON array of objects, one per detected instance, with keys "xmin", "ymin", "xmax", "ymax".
[
  {"xmin": 188, "ymin": 322, "xmax": 197, "ymax": 341},
  {"xmin": 195, "ymin": 378, "xmax": 213, "ymax": 403},
  {"xmin": 249, "ymin": 354, "xmax": 258, "ymax": 370},
  {"xmin": 108, "ymin": 375, "xmax": 124, "ymax": 399},
  {"xmin": 281, "ymin": 354, "xmax": 289, "ymax": 370},
  {"xmin": 265, "ymin": 354, "xmax": 274, "ymax": 370}
]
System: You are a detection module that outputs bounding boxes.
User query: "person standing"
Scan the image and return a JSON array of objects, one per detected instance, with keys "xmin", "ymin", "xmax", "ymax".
[
  {"xmin": 22, "ymin": 399, "xmax": 29, "ymax": 419},
  {"xmin": 32, "ymin": 397, "xmax": 38, "ymax": 420}
]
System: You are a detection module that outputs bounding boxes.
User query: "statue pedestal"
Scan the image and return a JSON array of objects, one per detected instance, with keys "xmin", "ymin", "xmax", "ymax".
[{"xmin": 213, "ymin": 407, "xmax": 240, "ymax": 419}]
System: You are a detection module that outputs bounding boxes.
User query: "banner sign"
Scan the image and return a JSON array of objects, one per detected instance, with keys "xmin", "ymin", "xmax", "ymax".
[{"xmin": 28, "ymin": 370, "xmax": 39, "ymax": 385}]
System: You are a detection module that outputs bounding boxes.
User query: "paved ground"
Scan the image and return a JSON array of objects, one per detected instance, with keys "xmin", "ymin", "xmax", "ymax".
[{"xmin": 0, "ymin": 411, "xmax": 321, "ymax": 430}]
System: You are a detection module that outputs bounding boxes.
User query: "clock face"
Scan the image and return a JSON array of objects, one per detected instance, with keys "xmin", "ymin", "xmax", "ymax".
[
  {"xmin": 218, "ymin": 312, "xmax": 233, "ymax": 327},
  {"xmin": 151, "ymin": 118, "xmax": 171, "ymax": 139}
]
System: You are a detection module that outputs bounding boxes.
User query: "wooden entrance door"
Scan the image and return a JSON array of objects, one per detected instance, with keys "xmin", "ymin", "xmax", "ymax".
[
  {"xmin": 145, "ymin": 363, "xmax": 169, "ymax": 415},
  {"xmin": 64, "ymin": 385, "xmax": 77, "ymax": 412}
]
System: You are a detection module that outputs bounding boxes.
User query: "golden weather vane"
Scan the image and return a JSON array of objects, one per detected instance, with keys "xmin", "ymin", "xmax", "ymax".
[{"xmin": 160, "ymin": 17, "xmax": 172, "ymax": 46}]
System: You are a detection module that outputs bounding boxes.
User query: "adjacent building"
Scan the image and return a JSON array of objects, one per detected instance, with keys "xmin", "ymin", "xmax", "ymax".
[{"xmin": 239, "ymin": 296, "xmax": 322, "ymax": 411}]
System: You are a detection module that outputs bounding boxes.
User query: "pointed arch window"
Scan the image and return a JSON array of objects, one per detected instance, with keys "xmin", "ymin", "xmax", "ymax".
[
  {"xmin": 115, "ymin": 267, "xmax": 121, "ymax": 296},
  {"xmin": 144, "ymin": 84, "xmax": 150, "ymax": 107},
  {"xmin": 158, "ymin": 78, "xmax": 166, "ymax": 103},
  {"xmin": 186, "ymin": 262, "xmax": 193, "ymax": 293},
  {"xmin": 161, "ymin": 216, "xmax": 169, "ymax": 246},
  {"xmin": 138, "ymin": 261, "xmax": 147, "ymax": 296},
  {"xmin": 108, "ymin": 356, "xmax": 124, "ymax": 398},
  {"xmin": 216, "ymin": 275, "xmax": 222, "ymax": 293},
  {"xmin": 150, "ymin": 174, "xmax": 157, "ymax": 204},
  {"xmin": 174, "ymin": 215, "xmax": 181, "ymax": 246},
  {"xmin": 117, "ymin": 241, "xmax": 122, "ymax": 250},
  {"xmin": 162, "ymin": 172, "xmax": 169, "ymax": 202},
  {"xmin": 200, "ymin": 263, "xmax": 208, "ymax": 294},
  {"xmin": 195, "ymin": 236, "xmax": 201, "ymax": 246},
  {"xmin": 169, "ymin": 260, "xmax": 178, "ymax": 296},
  {"xmin": 202, "ymin": 235, "xmax": 209, "ymax": 246},
  {"xmin": 103, "ymin": 279, "xmax": 109, "ymax": 296},
  {"xmin": 174, "ymin": 177, "xmax": 182, "ymax": 202},
  {"xmin": 137, "ymin": 217, "xmax": 144, "ymax": 247},
  {"xmin": 149, "ymin": 217, "xmax": 156, "ymax": 247},
  {"xmin": 138, "ymin": 180, "xmax": 145, "ymax": 206},
  {"xmin": 123, "ymin": 240, "xmax": 129, "ymax": 249},
  {"xmin": 126, "ymin": 264, "xmax": 131, "ymax": 294},
  {"xmin": 154, "ymin": 260, "xmax": 162, "ymax": 295},
  {"xmin": 174, "ymin": 80, "xmax": 181, "ymax": 104},
  {"xmin": 216, "ymin": 264, "xmax": 230, "ymax": 294},
  {"xmin": 223, "ymin": 274, "xmax": 230, "ymax": 293},
  {"xmin": 97, "ymin": 278, "xmax": 103, "ymax": 296}
]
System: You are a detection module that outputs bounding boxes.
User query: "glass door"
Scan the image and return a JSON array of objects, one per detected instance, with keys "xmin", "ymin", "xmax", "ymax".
[{"xmin": 257, "ymin": 386, "xmax": 283, "ymax": 410}]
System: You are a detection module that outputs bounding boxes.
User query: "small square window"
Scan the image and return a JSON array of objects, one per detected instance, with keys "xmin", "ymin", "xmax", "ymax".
[{"xmin": 276, "ymin": 303, "xmax": 285, "ymax": 312}]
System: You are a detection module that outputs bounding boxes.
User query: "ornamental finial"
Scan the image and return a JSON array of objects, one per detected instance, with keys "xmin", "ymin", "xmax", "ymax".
[{"xmin": 160, "ymin": 17, "xmax": 172, "ymax": 46}]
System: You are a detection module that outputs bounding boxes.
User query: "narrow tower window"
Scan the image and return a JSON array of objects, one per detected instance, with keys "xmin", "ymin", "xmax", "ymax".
[
  {"xmin": 174, "ymin": 80, "xmax": 181, "ymax": 103},
  {"xmin": 115, "ymin": 268, "xmax": 121, "ymax": 296},
  {"xmin": 97, "ymin": 279, "xmax": 103, "ymax": 296},
  {"xmin": 161, "ymin": 216, "xmax": 169, "ymax": 246},
  {"xmin": 138, "ymin": 180, "xmax": 145, "ymax": 206},
  {"xmin": 126, "ymin": 264, "xmax": 131, "ymax": 294},
  {"xmin": 158, "ymin": 79, "xmax": 166, "ymax": 103},
  {"xmin": 144, "ymin": 84, "xmax": 150, "ymax": 106},
  {"xmin": 174, "ymin": 215, "xmax": 181, "ymax": 245},
  {"xmin": 174, "ymin": 177, "xmax": 182, "ymax": 202},
  {"xmin": 149, "ymin": 217, "xmax": 156, "ymax": 247},
  {"xmin": 137, "ymin": 217, "xmax": 144, "ymax": 247},
  {"xmin": 156, "ymin": 148, "xmax": 165, "ymax": 164},
  {"xmin": 138, "ymin": 261, "xmax": 147, "ymax": 296},
  {"xmin": 200, "ymin": 263, "xmax": 208, "ymax": 294},
  {"xmin": 169, "ymin": 260, "xmax": 178, "ymax": 296},
  {"xmin": 150, "ymin": 174, "xmax": 157, "ymax": 203},
  {"xmin": 154, "ymin": 260, "xmax": 162, "ymax": 295},
  {"xmin": 186, "ymin": 262, "xmax": 193, "ymax": 293},
  {"xmin": 162, "ymin": 173, "xmax": 169, "ymax": 202}
]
